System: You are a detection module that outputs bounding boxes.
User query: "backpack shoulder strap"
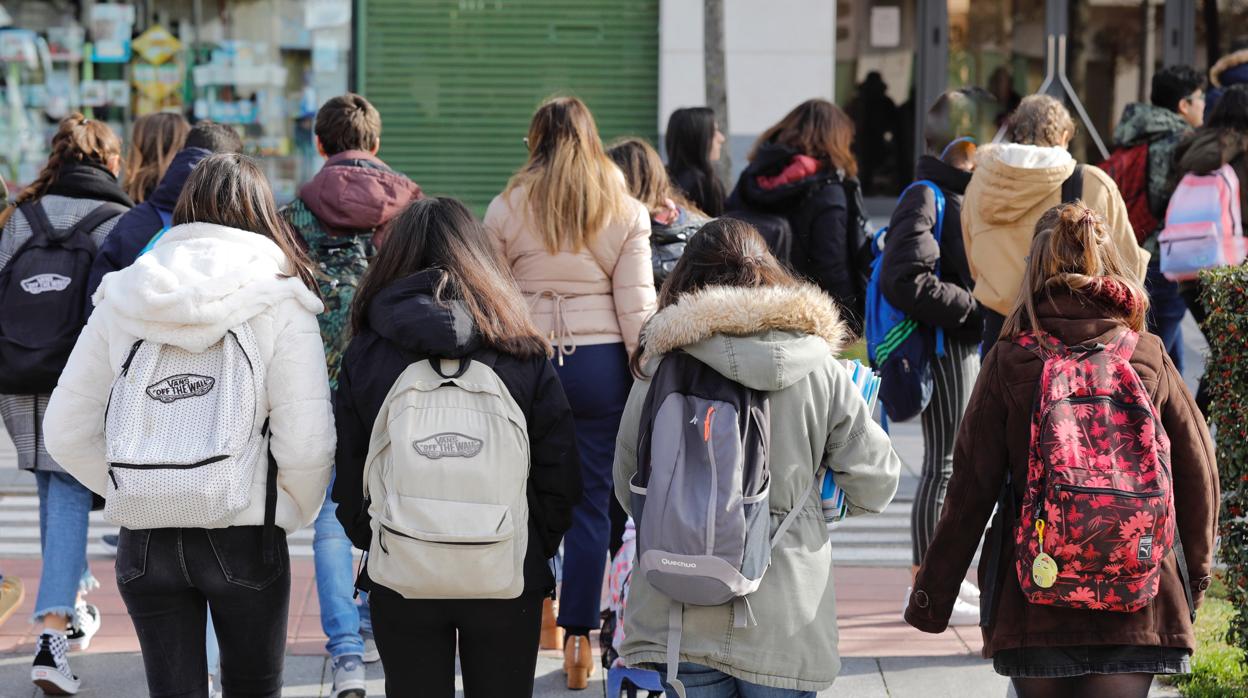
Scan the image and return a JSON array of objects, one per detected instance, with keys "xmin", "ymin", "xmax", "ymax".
[
  {"xmin": 1103, "ymin": 328, "xmax": 1139, "ymax": 362},
  {"xmin": 1015, "ymin": 330, "xmax": 1068, "ymax": 362},
  {"xmin": 18, "ymin": 201, "xmax": 56, "ymax": 242},
  {"xmin": 67, "ymin": 202, "xmax": 128, "ymax": 241},
  {"xmin": 1061, "ymin": 164, "xmax": 1086, "ymax": 205}
]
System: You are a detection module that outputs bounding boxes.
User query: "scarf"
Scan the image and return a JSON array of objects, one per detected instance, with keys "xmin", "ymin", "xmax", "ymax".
[{"xmin": 45, "ymin": 161, "xmax": 134, "ymax": 208}]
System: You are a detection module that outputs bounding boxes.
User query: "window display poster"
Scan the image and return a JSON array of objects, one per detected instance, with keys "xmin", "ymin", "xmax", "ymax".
[
  {"xmin": 305, "ymin": 0, "xmax": 351, "ymax": 30},
  {"xmin": 0, "ymin": 30, "xmax": 40, "ymax": 66},
  {"xmin": 47, "ymin": 26, "xmax": 85, "ymax": 62},
  {"xmin": 133, "ymin": 25, "xmax": 182, "ymax": 66},
  {"xmin": 106, "ymin": 80, "xmax": 129, "ymax": 107},
  {"xmin": 133, "ymin": 63, "xmax": 182, "ymax": 102},
  {"xmin": 90, "ymin": 4, "xmax": 136, "ymax": 63}
]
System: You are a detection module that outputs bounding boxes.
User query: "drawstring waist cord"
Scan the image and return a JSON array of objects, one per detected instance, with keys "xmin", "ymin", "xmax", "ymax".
[{"xmin": 529, "ymin": 290, "xmax": 578, "ymax": 365}]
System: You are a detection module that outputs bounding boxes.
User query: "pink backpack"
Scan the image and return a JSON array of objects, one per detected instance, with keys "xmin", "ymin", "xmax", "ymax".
[{"xmin": 1159, "ymin": 163, "xmax": 1247, "ymax": 281}]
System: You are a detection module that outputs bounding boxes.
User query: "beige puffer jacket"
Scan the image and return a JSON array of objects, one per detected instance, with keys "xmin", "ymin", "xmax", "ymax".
[
  {"xmin": 485, "ymin": 186, "xmax": 657, "ymax": 357},
  {"xmin": 962, "ymin": 143, "xmax": 1149, "ymax": 316}
]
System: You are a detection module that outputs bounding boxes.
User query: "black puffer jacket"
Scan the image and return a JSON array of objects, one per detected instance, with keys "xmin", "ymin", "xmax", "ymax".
[
  {"xmin": 726, "ymin": 144, "xmax": 868, "ymax": 333},
  {"xmin": 650, "ymin": 206, "xmax": 707, "ymax": 289},
  {"xmin": 332, "ymin": 270, "xmax": 582, "ymax": 595},
  {"xmin": 880, "ymin": 156, "xmax": 981, "ymax": 345}
]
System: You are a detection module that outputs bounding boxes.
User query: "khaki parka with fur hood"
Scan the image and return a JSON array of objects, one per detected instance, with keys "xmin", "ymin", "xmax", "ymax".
[{"xmin": 613, "ymin": 284, "xmax": 901, "ymax": 692}]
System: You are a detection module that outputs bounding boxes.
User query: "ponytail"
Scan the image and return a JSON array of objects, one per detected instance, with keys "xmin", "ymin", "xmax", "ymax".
[
  {"xmin": 1000, "ymin": 201, "xmax": 1149, "ymax": 339},
  {"xmin": 16, "ymin": 114, "xmax": 122, "ymax": 205}
]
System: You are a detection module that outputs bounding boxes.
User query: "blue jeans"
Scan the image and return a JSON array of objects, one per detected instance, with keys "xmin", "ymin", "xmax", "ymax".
[
  {"xmin": 552, "ymin": 343, "xmax": 632, "ymax": 631},
  {"xmin": 313, "ymin": 481, "xmax": 371, "ymax": 657},
  {"xmin": 1145, "ymin": 259, "xmax": 1186, "ymax": 373},
  {"xmin": 32, "ymin": 471, "xmax": 97, "ymax": 621},
  {"xmin": 659, "ymin": 664, "xmax": 816, "ymax": 698}
]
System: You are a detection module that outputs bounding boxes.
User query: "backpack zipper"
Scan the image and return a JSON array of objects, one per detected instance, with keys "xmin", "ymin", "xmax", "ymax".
[
  {"xmin": 120, "ymin": 340, "xmax": 143, "ymax": 376},
  {"xmin": 379, "ymin": 524, "xmax": 497, "ymax": 547},
  {"xmin": 109, "ymin": 454, "xmax": 229, "ymax": 470},
  {"xmin": 1063, "ymin": 395, "xmax": 1153, "ymax": 413},
  {"xmin": 1054, "ymin": 483, "xmax": 1164, "ymax": 499}
]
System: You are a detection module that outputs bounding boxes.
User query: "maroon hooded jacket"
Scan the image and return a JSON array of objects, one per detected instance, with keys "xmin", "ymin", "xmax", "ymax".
[{"xmin": 296, "ymin": 150, "xmax": 422, "ymax": 245}]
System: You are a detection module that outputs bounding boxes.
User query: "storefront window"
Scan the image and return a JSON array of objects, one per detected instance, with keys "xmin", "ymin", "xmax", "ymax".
[{"xmin": 0, "ymin": 0, "xmax": 351, "ymax": 203}]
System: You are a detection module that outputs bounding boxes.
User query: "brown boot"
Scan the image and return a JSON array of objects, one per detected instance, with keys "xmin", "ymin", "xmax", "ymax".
[
  {"xmin": 540, "ymin": 597, "xmax": 563, "ymax": 650},
  {"xmin": 564, "ymin": 635, "xmax": 595, "ymax": 690}
]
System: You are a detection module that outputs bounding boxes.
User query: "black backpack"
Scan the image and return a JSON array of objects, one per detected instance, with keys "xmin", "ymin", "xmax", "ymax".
[
  {"xmin": 722, "ymin": 208, "xmax": 795, "ymax": 267},
  {"xmin": 0, "ymin": 200, "xmax": 125, "ymax": 393}
]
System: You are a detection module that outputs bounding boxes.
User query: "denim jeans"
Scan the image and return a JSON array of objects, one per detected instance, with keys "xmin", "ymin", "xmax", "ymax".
[
  {"xmin": 312, "ymin": 481, "xmax": 371, "ymax": 657},
  {"xmin": 32, "ymin": 471, "xmax": 97, "ymax": 622},
  {"xmin": 658, "ymin": 664, "xmax": 816, "ymax": 698},
  {"xmin": 552, "ymin": 343, "xmax": 631, "ymax": 632},
  {"xmin": 1145, "ymin": 259, "xmax": 1187, "ymax": 373},
  {"xmin": 117, "ymin": 526, "xmax": 290, "ymax": 698}
]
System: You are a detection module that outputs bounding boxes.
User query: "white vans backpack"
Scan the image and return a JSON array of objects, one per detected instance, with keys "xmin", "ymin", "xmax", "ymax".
[
  {"xmin": 103, "ymin": 323, "xmax": 274, "ymax": 531},
  {"xmin": 362, "ymin": 354, "xmax": 530, "ymax": 599}
]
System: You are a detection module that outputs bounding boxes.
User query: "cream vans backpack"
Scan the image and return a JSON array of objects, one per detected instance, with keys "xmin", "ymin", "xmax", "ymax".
[{"xmin": 362, "ymin": 354, "xmax": 530, "ymax": 599}]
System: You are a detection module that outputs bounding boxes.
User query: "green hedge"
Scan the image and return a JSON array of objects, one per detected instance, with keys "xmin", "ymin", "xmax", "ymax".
[{"xmin": 1199, "ymin": 265, "xmax": 1248, "ymax": 655}]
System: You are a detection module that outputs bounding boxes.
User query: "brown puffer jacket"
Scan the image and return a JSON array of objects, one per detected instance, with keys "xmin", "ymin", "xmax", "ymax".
[
  {"xmin": 484, "ymin": 186, "xmax": 657, "ymax": 357},
  {"xmin": 905, "ymin": 289, "xmax": 1218, "ymax": 655}
]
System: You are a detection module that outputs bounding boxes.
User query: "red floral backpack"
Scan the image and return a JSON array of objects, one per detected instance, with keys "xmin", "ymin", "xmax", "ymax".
[{"xmin": 1013, "ymin": 329, "xmax": 1178, "ymax": 613}]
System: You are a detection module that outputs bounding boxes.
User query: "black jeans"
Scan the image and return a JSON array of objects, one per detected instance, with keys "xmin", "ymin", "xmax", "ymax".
[
  {"xmin": 981, "ymin": 308, "xmax": 1006, "ymax": 356},
  {"xmin": 117, "ymin": 526, "xmax": 290, "ymax": 698},
  {"xmin": 370, "ymin": 584, "xmax": 544, "ymax": 697}
]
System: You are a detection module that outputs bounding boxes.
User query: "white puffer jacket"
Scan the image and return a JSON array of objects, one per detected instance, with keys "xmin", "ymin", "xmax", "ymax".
[{"xmin": 45, "ymin": 222, "xmax": 334, "ymax": 533}]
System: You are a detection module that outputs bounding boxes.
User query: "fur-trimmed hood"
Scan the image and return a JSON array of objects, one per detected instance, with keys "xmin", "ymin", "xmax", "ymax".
[
  {"xmin": 639, "ymin": 283, "xmax": 846, "ymax": 391},
  {"xmin": 1210, "ymin": 48, "xmax": 1248, "ymax": 88},
  {"xmin": 93, "ymin": 222, "xmax": 324, "ymax": 353}
]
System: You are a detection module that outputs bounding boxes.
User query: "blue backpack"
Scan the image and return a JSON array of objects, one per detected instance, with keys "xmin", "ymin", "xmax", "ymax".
[
  {"xmin": 138, "ymin": 207, "xmax": 174, "ymax": 256},
  {"xmin": 865, "ymin": 180, "xmax": 946, "ymax": 424}
]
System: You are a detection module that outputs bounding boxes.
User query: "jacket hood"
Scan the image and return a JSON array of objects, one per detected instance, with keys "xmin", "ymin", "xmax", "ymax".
[
  {"xmin": 639, "ymin": 284, "xmax": 846, "ymax": 391},
  {"xmin": 913, "ymin": 155, "xmax": 972, "ymax": 194},
  {"xmin": 1175, "ymin": 127, "xmax": 1247, "ymax": 176},
  {"xmin": 298, "ymin": 150, "xmax": 422, "ymax": 236},
  {"xmin": 1112, "ymin": 102, "xmax": 1189, "ymax": 148},
  {"xmin": 1210, "ymin": 48, "xmax": 1248, "ymax": 87},
  {"xmin": 367, "ymin": 270, "xmax": 481, "ymax": 358},
  {"xmin": 93, "ymin": 222, "xmax": 323, "ymax": 352},
  {"xmin": 734, "ymin": 144, "xmax": 834, "ymax": 209},
  {"xmin": 147, "ymin": 147, "xmax": 212, "ymax": 213},
  {"xmin": 972, "ymin": 143, "xmax": 1075, "ymax": 225}
]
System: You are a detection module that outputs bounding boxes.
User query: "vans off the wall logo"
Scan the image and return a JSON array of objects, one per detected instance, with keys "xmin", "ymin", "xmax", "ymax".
[
  {"xmin": 146, "ymin": 374, "xmax": 216, "ymax": 403},
  {"xmin": 413, "ymin": 433, "xmax": 484, "ymax": 459},
  {"xmin": 20, "ymin": 274, "xmax": 71, "ymax": 294}
]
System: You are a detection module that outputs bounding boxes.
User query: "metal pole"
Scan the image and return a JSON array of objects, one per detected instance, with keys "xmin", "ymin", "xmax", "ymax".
[
  {"xmin": 914, "ymin": 0, "xmax": 948, "ymax": 159},
  {"xmin": 1140, "ymin": 0, "xmax": 1156, "ymax": 103},
  {"xmin": 1163, "ymin": 0, "xmax": 1196, "ymax": 67}
]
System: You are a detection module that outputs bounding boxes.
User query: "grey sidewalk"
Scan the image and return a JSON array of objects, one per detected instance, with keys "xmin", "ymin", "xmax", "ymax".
[{"xmin": 0, "ymin": 652, "xmax": 1183, "ymax": 697}]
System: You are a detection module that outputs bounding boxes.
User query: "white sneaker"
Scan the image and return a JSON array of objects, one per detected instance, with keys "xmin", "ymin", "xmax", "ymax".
[
  {"xmin": 31, "ymin": 631, "xmax": 80, "ymax": 695},
  {"xmin": 65, "ymin": 603, "xmax": 100, "ymax": 651},
  {"xmin": 904, "ymin": 587, "xmax": 980, "ymax": 626},
  {"xmin": 360, "ymin": 628, "xmax": 380, "ymax": 664},
  {"xmin": 959, "ymin": 579, "xmax": 981, "ymax": 603},
  {"xmin": 948, "ymin": 596, "xmax": 981, "ymax": 626}
]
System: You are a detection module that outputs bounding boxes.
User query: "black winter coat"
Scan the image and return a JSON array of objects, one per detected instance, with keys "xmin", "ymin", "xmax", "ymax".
[
  {"xmin": 86, "ymin": 146, "xmax": 213, "ymax": 300},
  {"xmin": 670, "ymin": 165, "xmax": 724, "ymax": 217},
  {"xmin": 880, "ymin": 156, "xmax": 981, "ymax": 345},
  {"xmin": 332, "ymin": 271, "xmax": 583, "ymax": 596},
  {"xmin": 650, "ymin": 207, "xmax": 706, "ymax": 290},
  {"xmin": 727, "ymin": 144, "xmax": 868, "ymax": 334}
]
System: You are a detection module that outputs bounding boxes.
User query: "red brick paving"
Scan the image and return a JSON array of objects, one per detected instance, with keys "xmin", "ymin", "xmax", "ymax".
[{"xmin": 0, "ymin": 559, "xmax": 981, "ymax": 659}]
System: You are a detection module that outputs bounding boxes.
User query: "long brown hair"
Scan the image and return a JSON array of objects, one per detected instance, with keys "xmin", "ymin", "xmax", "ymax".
[
  {"xmin": 607, "ymin": 137, "xmax": 700, "ymax": 217},
  {"xmin": 629, "ymin": 217, "xmax": 800, "ymax": 377},
  {"xmin": 124, "ymin": 113, "xmax": 189, "ymax": 203},
  {"xmin": 172, "ymin": 153, "xmax": 317, "ymax": 293},
  {"xmin": 504, "ymin": 96, "xmax": 630, "ymax": 253},
  {"xmin": 1000, "ymin": 202, "xmax": 1149, "ymax": 338},
  {"xmin": 748, "ymin": 99, "xmax": 858, "ymax": 177},
  {"xmin": 16, "ymin": 113, "xmax": 122, "ymax": 205},
  {"xmin": 351, "ymin": 197, "xmax": 549, "ymax": 358}
]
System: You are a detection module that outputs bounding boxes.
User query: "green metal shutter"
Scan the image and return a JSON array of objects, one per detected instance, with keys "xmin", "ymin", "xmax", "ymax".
[{"xmin": 357, "ymin": 0, "xmax": 659, "ymax": 214}]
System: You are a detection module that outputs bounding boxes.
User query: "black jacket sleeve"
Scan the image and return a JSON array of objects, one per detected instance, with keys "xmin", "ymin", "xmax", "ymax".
[
  {"xmin": 880, "ymin": 185, "xmax": 979, "ymax": 329},
  {"xmin": 524, "ymin": 357, "xmax": 582, "ymax": 558},
  {"xmin": 804, "ymin": 185, "xmax": 858, "ymax": 322},
  {"xmin": 331, "ymin": 357, "xmax": 373, "ymax": 551}
]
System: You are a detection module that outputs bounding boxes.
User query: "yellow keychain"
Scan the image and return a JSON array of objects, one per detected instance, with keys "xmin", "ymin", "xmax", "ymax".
[{"xmin": 1031, "ymin": 520, "xmax": 1059, "ymax": 589}]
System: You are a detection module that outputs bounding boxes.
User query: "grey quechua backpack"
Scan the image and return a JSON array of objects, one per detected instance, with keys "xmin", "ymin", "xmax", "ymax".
[{"xmin": 630, "ymin": 352, "xmax": 807, "ymax": 697}]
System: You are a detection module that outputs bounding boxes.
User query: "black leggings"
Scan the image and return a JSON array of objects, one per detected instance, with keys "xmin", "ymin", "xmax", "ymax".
[
  {"xmin": 370, "ymin": 585, "xmax": 544, "ymax": 697},
  {"xmin": 1012, "ymin": 674, "xmax": 1154, "ymax": 698}
]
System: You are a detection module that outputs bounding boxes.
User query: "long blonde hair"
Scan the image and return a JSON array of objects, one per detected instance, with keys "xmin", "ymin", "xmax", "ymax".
[
  {"xmin": 504, "ymin": 97, "xmax": 629, "ymax": 253},
  {"xmin": 124, "ymin": 113, "xmax": 189, "ymax": 203},
  {"xmin": 607, "ymin": 137, "xmax": 700, "ymax": 218},
  {"xmin": 1000, "ymin": 202, "xmax": 1149, "ymax": 338}
]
